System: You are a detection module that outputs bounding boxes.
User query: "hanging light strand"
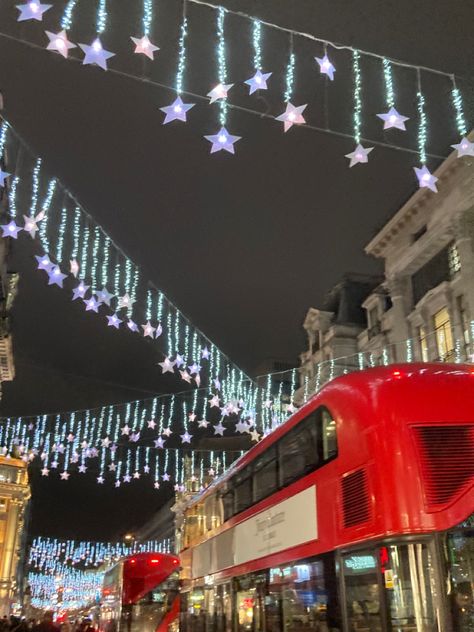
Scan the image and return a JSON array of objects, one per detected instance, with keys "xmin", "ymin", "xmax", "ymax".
[
  {"xmin": 252, "ymin": 19, "xmax": 262, "ymax": 71},
  {"xmin": 417, "ymin": 72, "xmax": 427, "ymax": 164},
  {"xmin": 352, "ymin": 50, "xmax": 362, "ymax": 143},
  {"xmin": 382, "ymin": 58, "xmax": 395, "ymax": 109},
  {"xmin": 451, "ymin": 79, "xmax": 467, "ymax": 138},
  {"xmin": 176, "ymin": 6, "xmax": 188, "ymax": 95},
  {"xmin": 284, "ymin": 36, "xmax": 295, "ymax": 103},
  {"xmin": 142, "ymin": 0, "xmax": 153, "ymax": 37},
  {"xmin": 97, "ymin": 0, "xmax": 107, "ymax": 35},
  {"xmin": 217, "ymin": 6, "xmax": 227, "ymax": 126},
  {"xmin": 61, "ymin": 0, "xmax": 79, "ymax": 30}
]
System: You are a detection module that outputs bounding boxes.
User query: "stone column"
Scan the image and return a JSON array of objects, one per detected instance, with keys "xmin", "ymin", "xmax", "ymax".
[{"xmin": 386, "ymin": 275, "xmax": 411, "ymax": 358}]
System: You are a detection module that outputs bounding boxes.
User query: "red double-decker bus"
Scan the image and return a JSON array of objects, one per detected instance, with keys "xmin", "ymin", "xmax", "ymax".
[
  {"xmin": 178, "ymin": 364, "xmax": 474, "ymax": 632},
  {"xmin": 99, "ymin": 552, "xmax": 180, "ymax": 632}
]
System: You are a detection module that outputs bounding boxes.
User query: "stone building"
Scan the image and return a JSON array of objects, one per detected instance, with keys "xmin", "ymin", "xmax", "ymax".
[
  {"xmin": 0, "ymin": 456, "xmax": 30, "ymax": 615},
  {"xmin": 300, "ymin": 139, "xmax": 474, "ymax": 385}
]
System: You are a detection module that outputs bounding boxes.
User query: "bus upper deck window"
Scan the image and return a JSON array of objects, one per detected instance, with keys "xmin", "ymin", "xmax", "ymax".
[{"xmin": 322, "ymin": 409, "xmax": 337, "ymax": 461}]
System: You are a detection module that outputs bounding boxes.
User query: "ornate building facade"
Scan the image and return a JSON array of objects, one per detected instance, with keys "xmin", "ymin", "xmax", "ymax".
[
  {"xmin": 300, "ymin": 138, "xmax": 474, "ymax": 385},
  {"xmin": 0, "ymin": 456, "xmax": 30, "ymax": 615}
]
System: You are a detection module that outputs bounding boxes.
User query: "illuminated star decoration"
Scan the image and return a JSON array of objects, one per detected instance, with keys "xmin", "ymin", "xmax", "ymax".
[
  {"xmin": 174, "ymin": 354, "xmax": 185, "ymax": 368},
  {"xmin": 48, "ymin": 265, "xmax": 67, "ymax": 288},
  {"xmin": 201, "ymin": 347, "xmax": 210, "ymax": 360},
  {"xmin": 377, "ymin": 107, "xmax": 409, "ymax": 131},
  {"xmin": 36, "ymin": 255, "xmax": 51, "ymax": 271},
  {"xmin": 180, "ymin": 431, "xmax": 192, "ymax": 444},
  {"xmin": 78, "ymin": 38, "xmax": 115, "ymax": 71},
  {"xmin": 23, "ymin": 211, "xmax": 44, "ymax": 238},
  {"xmin": 162, "ymin": 427, "xmax": 172, "ymax": 437},
  {"xmin": 155, "ymin": 324, "xmax": 163, "ymax": 338},
  {"xmin": 160, "ymin": 96, "xmax": 195, "ymax": 124},
  {"xmin": 97, "ymin": 287, "xmax": 113, "ymax": 306},
  {"xmin": 84, "ymin": 296, "xmax": 100, "ymax": 312},
  {"xmin": 209, "ymin": 395, "xmax": 220, "ymax": 408},
  {"xmin": 70, "ymin": 259, "xmax": 80, "ymax": 277},
  {"xmin": 72, "ymin": 281, "xmax": 89, "ymax": 301},
  {"xmin": 204, "ymin": 128, "xmax": 241, "ymax": 154},
  {"xmin": 130, "ymin": 35, "xmax": 159, "ymax": 60},
  {"xmin": 142, "ymin": 321, "xmax": 155, "ymax": 338},
  {"xmin": 106, "ymin": 314, "xmax": 122, "ymax": 329},
  {"xmin": 414, "ymin": 165, "xmax": 438, "ymax": 193},
  {"xmin": 147, "ymin": 419, "xmax": 157, "ymax": 429},
  {"xmin": 159, "ymin": 357, "xmax": 175, "ymax": 374},
  {"xmin": 1, "ymin": 221, "xmax": 22, "ymax": 239},
  {"xmin": 207, "ymin": 83, "xmax": 233, "ymax": 103},
  {"xmin": 41, "ymin": 467, "xmax": 50, "ymax": 477},
  {"xmin": 45, "ymin": 30, "xmax": 76, "ymax": 58},
  {"xmin": 0, "ymin": 169, "xmax": 11, "ymax": 187},
  {"xmin": 345, "ymin": 144, "xmax": 374, "ymax": 167},
  {"xmin": 127, "ymin": 319, "xmax": 139, "ymax": 333},
  {"xmin": 198, "ymin": 419, "xmax": 209, "ymax": 428},
  {"xmin": 213, "ymin": 422, "xmax": 225, "ymax": 436},
  {"xmin": 244, "ymin": 70, "xmax": 272, "ymax": 95},
  {"xmin": 250, "ymin": 429, "xmax": 260, "ymax": 442},
  {"xmin": 275, "ymin": 103, "xmax": 307, "ymax": 132},
  {"xmin": 60, "ymin": 472, "xmax": 70, "ymax": 481},
  {"xmin": 315, "ymin": 54, "xmax": 336, "ymax": 81},
  {"xmin": 16, "ymin": 1, "xmax": 52, "ymax": 21},
  {"xmin": 117, "ymin": 293, "xmax": 134, "ymax": 310},
  {"xmin": 180, "ymin": 370, "xmax": 192, "ymax": 383},
  {"xmin": 451, "ymin": 137, "xmax": 474, "ymax": 158}
]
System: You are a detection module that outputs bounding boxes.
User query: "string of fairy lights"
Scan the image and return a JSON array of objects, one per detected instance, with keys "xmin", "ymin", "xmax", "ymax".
[
  {"xmin": 9, "ymin": 0, "xmax": 473, "ymax": 182},
  {"xmin": 28, "ymin": 536, "xmax": 173, "ymax": 612},
  {"xmin": 0, "ymin": 120, "xmax": 256, "ymax": 401}
]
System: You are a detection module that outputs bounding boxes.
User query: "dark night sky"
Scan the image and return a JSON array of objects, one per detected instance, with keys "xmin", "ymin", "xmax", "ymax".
[{"xmin": 0, "ymin": 0, "xmax": 471, "ymax": 539}]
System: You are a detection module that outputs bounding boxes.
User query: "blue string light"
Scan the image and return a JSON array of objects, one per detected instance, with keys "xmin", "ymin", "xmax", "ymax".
[
  {"xmin": 176, "ymin": 12, "xmax": 188, "ymax": 95},
  {"xmin": 142, "ymin": 0, "xmax": 153, "ymax": 37},
  {"xmin": 217, "ymin": 7, "xmax": 227, "ymax": 126},
  {"xmin": 61, "ymin": 0, "xmax": 79, "ymax": 31},
  {"xmin": 451, "ymin": 83, "xmax": 467, "ymax": 137},
  {"xmin": 252, "ymin": 19, "xmax": 262, "ymax": 71},
  {"xmin": 352, "ymin": 50, "xmax": 362, "ymax": 143},
  {"xmin": 97, "ymin": 0, "xmax": 107, "ymax": 35}
]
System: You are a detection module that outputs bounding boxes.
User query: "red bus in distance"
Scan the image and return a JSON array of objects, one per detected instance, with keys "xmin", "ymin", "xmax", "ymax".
[
  {"xmin": 178, "ymin": 364, "xmax": 474, "ymax": 632},
  {"xmin": 99, "ymin": 552, "xmax": 180, "ymax": 632}
]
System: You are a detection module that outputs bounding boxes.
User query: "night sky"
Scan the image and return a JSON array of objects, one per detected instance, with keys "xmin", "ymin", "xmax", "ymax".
[{"xmin": 0, "ymin": 0, "xmax": 472, "ymax": 540}]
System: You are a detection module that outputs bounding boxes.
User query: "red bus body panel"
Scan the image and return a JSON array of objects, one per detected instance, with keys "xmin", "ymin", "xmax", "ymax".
[
  {"xmin": 122, "ymin": 553, "xmax": 179, "ymax": 604},
  {"xmin": 184, "ymin": 364, "xmax": 474, "ymax": 582}
]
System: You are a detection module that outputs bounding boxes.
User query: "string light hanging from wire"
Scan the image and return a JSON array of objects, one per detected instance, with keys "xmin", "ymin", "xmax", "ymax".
[
  {"xmin": 377, "ymin": 59, "xmax": 409, "ymax": 131},
  {"xmin": 131, "ymin": 0, "xmax": 159, "ymax": 60},
  {"xmin": 345, "ymin": 50, "xmax": 374, "ymax": 167},
  {"xmin": 160, "ymin": 0, "xmax": 195, "ymax": 124},
  {"xmin": 413, "ymin": 71, "xmax": 438, "ymax": 192},
  {"xmin": 450, "ymin": 79, "xmax": 474, "ymax": 158},
  {"xmin": 78, "ymin": 0, "xmax": 115, "ymax": 70},
  {"xmin": 204, "ymin": 7, "xmax": 241, "ymax": 154},
  {"xmin": 244, "ymin": 19, "xmax": 272, "ymax": 95},
  {"xmin": 275, "ymin": 35, "xmax": 307, "ymax": 132}
]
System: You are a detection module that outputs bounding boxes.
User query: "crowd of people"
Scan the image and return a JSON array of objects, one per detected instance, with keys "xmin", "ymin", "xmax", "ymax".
[{"xmin": 0, "ymin": 614, "xmax": 97, "ymax": 632}]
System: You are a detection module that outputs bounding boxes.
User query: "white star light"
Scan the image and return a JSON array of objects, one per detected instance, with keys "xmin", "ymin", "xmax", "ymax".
[
  {"xmin": 160, "ymin": 96, "xmax": 195, "ymax": 124},
  {"xmin": 235, "ymin": 420, "xmax": 250, "ymax": 434},
  {"xmin": 159, "ymin": 357, "xmax": 175, "ymax": 374},
  {"xmin": 213, "ymin": 422, "xmax": 225, "ymax": 436},
  {"xmin": 121, "ymin": 424, "xmax": 131, "ymax": 436},
  {"xmin": 106, "ymin": 314, "xmax": 122, "ymax": 329},
  {"xmin": 414, "ymin": 165, "xmax": 438, "ymax": 193},
  {"xmin": 70, "ymin": 259, "xmax": 80, "ymax": 277},
  {"xmin": 345, "ymin": 144, "xmax": 374, "ymax": 167},
  {"xmin": 451, "ymin": 137, "xmax": 474, "ymax": 158},
  {"xmin": 154, "ymin": 481, "xmax": 160, "ymax": 489},
  {"xmin": 250, "ymin": 430, "xmax": 260, "ymax": 442},
  {"xmin": 41, "ymin": 467, "xmax": 50, "ymax": 477},
  {"xmin": 245, "ymin": 70, "xmax": 272, "ymax": 94},
  {"xmin": 131, "ymin": 35, "xmax": 159, "ymax": 60},
  {"xmin": 16, "ymin": 1, "xmax": 51, "ymax": 21},
  {"xmin": 84, "ymin": 296, "xmax": 100, "ymax": 312},
  {"xmin": 48, "ymin": 266, "xmax": 67, "ymax": 288},
  {"xmin": 205, "ymin": 127, "xmax": 241, "ymax": 154},
  {"xmin": 162, "ymin": 427, "xmax": 172, "ymax": 437},
  {"xmin": 275, "ymin": 103, "xmax": 307, "ymax": 132},
  {"xmin": 45, "ymin": 30, "xmax": 76, "ymax": 58},
  {"xmin": 117, "ymin": 293, "xmax": 135, "ymax": 310},
  {"xmin": 78, "ymin": 465, "xmax": 87, "ymax": 473},
  {"xmin": 188, "ymin": 363, "xmax": 201, "ymax": 375},
  {"xmin": 60, "ymin": 471, "xmax": 70, "ymax": 480},
  {"xmin": 315, "ymin": 55, "xmax": 336, "ymax": 81},
  {"xmin": 209, "ymin": 395, "xmax": 220, "ymax": 408},
  {"xmin": 1, "ymin": 221, "xmax": 22, "ymax": 239},
  {"xmin": 123, "ymin": 474, "xmax": 132, "ymax": 483},
  {"xmin": 0, "ymin": 169, "xmax": 10, "ymax": 188},
  {"xmin": 133, "ymin": 471, "xmax": 141, "ymax": 479},
  {"xmin": 36, "ymin": 254, "xmax": 53, "ymax": 272},
  {"xmin": 201, "ymin": 347, "xmax": 210, "ymax": 360},
  {"xmin": 180, "ymin": 432, "xmax": 192, "ymax": 444},
  {"xmin": 72, "ymin": 281, "xmax": 89, "ymax": 301},
  {"xmin": 198, "ymin": 419, "xmax": 209, "ymax": 428},
  {"xmin": 23, "ymin": 212, "xmax": 44, "ymax": 238},
  {"xmin": 155, "ymin": 323, "xmax": 163, "ymax": 338},
  {"xmin": 180, "ymin": 370, "xmax": 192, "ymax": 383},
  {"xmin": 207, "ymin": 83, "xmax": 233, "ymax": 103},
  {"xmin": 147, "ymin": 419, "xmax": 157, "ymax": 429},
  {"xmin": 142, "ymin": 321, "xmax": 155, "ymax": 337},
  {"xmin": 97, "ymin": 476, "xmax": 105, "ymax": 484},
  {"xmin": 377, "ymin": 107, "xmax": 409, "ymax": 131},
  {"xmin": 101, "ymin": 437, "xmax": 111, "ymax": 448},
  {"xmin": 108, "ymin": 463, "xmax": 116, "ymax": 471},
  {"xmin": 79, "ymin": 38, "xmax": 115, "ymax": 71},
  {"xmin": 214, "ymin": 378, "xmax": 221, "ymax": 390},
  {"xmin": 127, "ymin": 319, "xmax": 139, "ymax": 333},
  {"xmin": 97, "ymin": 287, "xmax": 113, "ymax": 306},
  {"xmin": 154, "ymin": 437, "xmax": 165, "ymax": 449}
]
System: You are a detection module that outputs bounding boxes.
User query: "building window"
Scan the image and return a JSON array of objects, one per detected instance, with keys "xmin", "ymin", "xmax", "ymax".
[
  {"xmin": 419, "ymin": 326, "xmax": 429, "ymax": 362},
  {"xmin": 368, "ymin": 306, "xmax": 378, "ymax": 328},
  {"xmin": 433, "ymin": 307, "xmax": 454, "ymax": 361},
  {"xmin": 448, "ymin": 243, "xmax": 461, "ymax": 276}
]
